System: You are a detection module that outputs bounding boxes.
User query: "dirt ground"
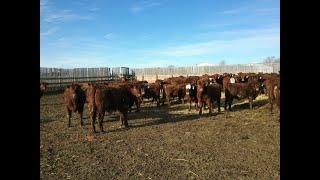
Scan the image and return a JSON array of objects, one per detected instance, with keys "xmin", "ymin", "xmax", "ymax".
[{"xmin": 40, "ymin": 93, "xmax": 279, "ymax": 180}]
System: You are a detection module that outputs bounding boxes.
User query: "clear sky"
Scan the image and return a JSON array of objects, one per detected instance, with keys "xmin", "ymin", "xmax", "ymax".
[{"xmin": 40, "ymin": 0, "xmax": 279, "ymax": 68}]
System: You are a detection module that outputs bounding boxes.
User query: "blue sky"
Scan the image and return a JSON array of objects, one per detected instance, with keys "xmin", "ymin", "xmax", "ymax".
[{"xmin": 40, "ymin": 0, "xmax": 279, "ymax": 68}]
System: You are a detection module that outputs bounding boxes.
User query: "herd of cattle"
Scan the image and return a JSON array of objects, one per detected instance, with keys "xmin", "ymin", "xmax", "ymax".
[{"xmin": 40, "ymin": 72, "xmax": 280, "ymax": 133}]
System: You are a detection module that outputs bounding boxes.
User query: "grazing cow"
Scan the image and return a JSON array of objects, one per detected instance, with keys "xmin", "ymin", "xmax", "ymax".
[
  {"xmin": 224, "ymin": 81, "xmax": 260, "ymax": 111},
  {"xmin": 63, "ymin": 84, "xmax": 86, "ymax": 127},
  {"xmin": 86, "ymin": 83, "xmax": 130, "ymax": 133},
  {"xmin": 40, "ymin": 82, "xmax": 47, "ymax": 98},
  {"xmin": 196, "ymin": 79, "xmax": 222, "ymax": 115},
  {"xmin": 163, "ymin": 83, "xmax": 186, "ymax": 106},
  {"xmin": 264, "ymin": 77, "xmax": 280, "ymax": 113}
]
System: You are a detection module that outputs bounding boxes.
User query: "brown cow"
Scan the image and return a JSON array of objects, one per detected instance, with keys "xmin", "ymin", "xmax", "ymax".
[
  {"xmin": 224, "ymin": 81, "xmax": 260, "ymax": 110},
  {"xmin": 163, "ymin": 83, "xmax": 186, "ymax": 106},
  {"xmin": 40, "ymin": 82, "xmax": 47, "ymax": 98},
  {"xmin": 86, "ymin": 83, "xmax": 131, "ymax": 133},
  {"xmin": 141, "ymin": 83, "xmax": 165, "ymax": 107},
  {"xmin": 274, "ymin": 83, "xmax": 280, "ymax": 111},
  {"xmin": 185, "ymin": 82, "xmax": 198, "ymax": 111},
  {"xmin": 104, "ymin": 82, "xmax": 142, "ymax": 112},
  {"xmin": 63, "ymin": 84, "xmax": 86, "ymax": 127},
  {"xmin": 196, "ymin": 79, "xmax": 222, "ymax": 115},
  {"xmin": 222, "ymin": 74, "xmax": 237, "ymax": 91},
  {"xmin": 237, "ymin": 72, "xmax": 250, "ymax": 83},
  {"xmin": 264, "ymin": 77, "xmax": 280, "ymax": 113},
  {"xmin": 164, "ymin": 76, "xmax": 186, "ymax": 85}
]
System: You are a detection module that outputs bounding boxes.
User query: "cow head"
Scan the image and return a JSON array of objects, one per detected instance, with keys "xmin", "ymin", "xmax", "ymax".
[
  {"xmin": 186, "ymin": 83, "xmax": 197, "ymax": 96},
  {"xmin": 196, "ymin": 79, "xmax": 208, "ymax": 96},
  {"xmin": 129, "ymin": 84, "xmax": 143, "ymax": 104},
  {"xmin": 86, "ymin": 83, "xmax": 97, "ymax": 104},
  {"xmin": 230, "ymin": 77, "xmax": 236, "ymax": 84},
  {"xmin": 66, "ymin": 84, "xmax": 81, "ymax": 106},
  {"xmin": 139, "ymin": 83, "xmax": 148, "ymax": 95}
]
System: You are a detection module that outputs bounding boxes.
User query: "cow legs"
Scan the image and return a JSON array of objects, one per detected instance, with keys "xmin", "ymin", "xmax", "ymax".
[
  {"xmin": 225, "ymin": 96, "xmax": 233, "ymax": 111},
  {"xmin": 156, "ymin": 97, "xmax": 160, "ymax": 107},
  {"xmin": 79, "ymin": 110, "xmax": 84, "ymax": 127},
  {"xmin": 195, "ymin": 99, "xmax": 199, "ymax": 110},
  {"xmin": 206, "ymin": 99, "xmax": 212, "ymax": 115},
  {"xmin": 98, "ymin": 111, "xmax": 105, "ymax": 132},
  {"xmin": 91, "ymin": 112, "xmax": 97, "ymax": 133},
  {"xmin": 228, "ymin": 97, "xmax": 233, "ymax": 111},
  {"xmin": 269, "ymin": 94, "xmax": 274, "ymax": 113},
  {"xmin": 135, "ymin": 98, "xmax": 141, "ymax": 112},
  {"xmin": 188, "ymin": 99, "xmax": 192, "ymax": 111},
  {"xmin": 88, "ymin": 104, "xmax": 97, "ymax": 133},
  {"xmin": 67, "ymin": 108, "xmax": 72, "ymax": 127},
  {"xmin": 166, "ymin": 96, "xmax": 171, "ymax": 106},
  {"xmin": 217, "ymin": 98, "xmax": 221, "ymax": 112},
  {"xmin": 224, "ymin": 97, "xmax": 228, "ymax": 111},
  {"xmin": 198, "ymin": 102, "xmax": 203, "ymax": 115},
  {"xmin": 248, "ymin": 97, "xmax": 253, "ymax": 109},
  {"xmin": 120, "ymin": 112, "xmax": 128, "ymax": 128}
]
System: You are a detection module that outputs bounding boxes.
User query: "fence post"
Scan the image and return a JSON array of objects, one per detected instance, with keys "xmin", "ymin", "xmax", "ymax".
[
  {"xmin": 73, "ymin": 69, "xmax": 75, "ymax": 83},
  {"xmin": 59, "ymin": 68, "xmax": 62, "ymax": 89},
  {"xmin": 87, "ymin": 68, "xmax": 89, "ymax": 83}
]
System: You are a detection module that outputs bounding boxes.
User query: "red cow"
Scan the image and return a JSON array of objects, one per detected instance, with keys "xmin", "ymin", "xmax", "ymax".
[
  {"xmin": 63, "ymin": 83, "xmax": 86, "ymax": 127},
  {"xmin": 86, "ymin": 83, "xmax": 131, "ymax": 133},
  {"xmin": 224, "ymin": 81, "xmax": 260, "ymax": 110},
  {"xmin": 40, "ymin": 82, "xmax": 47, "ymax": 98}
]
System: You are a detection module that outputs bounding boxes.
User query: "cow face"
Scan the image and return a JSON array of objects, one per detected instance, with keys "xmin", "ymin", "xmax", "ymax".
[
  {"xmin": 68, "ymin": 86, "xmax": 79, "ymax": 106},
  {"xmin": 230, "ymin": 77, "xmax": 236, "ymax": 83},
  {"xmin": 185, "ymin": 84, "xmax": 191, "ymax": 95},
  {"xmin": 129, "ymin": 85, "xmax": 142, "ymax": 98},
  {"xmin": 160, "ymin": 88, "xmax": 164, "ymax": 98},
  {"xmin": 252, "ymin": 83, "xmax": 260, "ymax": 92},
  {"xmin": 140, "ymin": 84, "xmax": 147, "ymax": 95},
  {"xmin": 196, "ymin": 80, "xmax": 207, "ymax": 96},
  {"xmin": 86, "ymin": 84, "xmax": 96, "ymax": 104}
]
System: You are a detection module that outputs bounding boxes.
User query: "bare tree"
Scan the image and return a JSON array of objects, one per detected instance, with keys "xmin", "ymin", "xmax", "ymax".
[
  {"xmin": 219, "ymin": 60, "xmax": 226, "ymax": 66},
  {"xmin": 263, "ymin": 56, "xmax": 276, "ymax": 65}
]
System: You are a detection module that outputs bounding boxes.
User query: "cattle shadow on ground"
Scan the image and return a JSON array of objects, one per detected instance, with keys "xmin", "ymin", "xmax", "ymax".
[
  {"xmin": 40, "ymin": 118, "xmax": 56, "ymax": 124},
  {"xmin": 105, "ymin": 104, "xmax": 222, "ymax": 132},
  {"xmin": 49, "ymin": 93, "xmax": 269, "ymax": 132},
  {"xmin": 227, "ymin": 99, "xmax": 269, "ymax": 112},
  {"xmin": 41, "ymin": 103, "xmax": 64, "ymax": 106}
]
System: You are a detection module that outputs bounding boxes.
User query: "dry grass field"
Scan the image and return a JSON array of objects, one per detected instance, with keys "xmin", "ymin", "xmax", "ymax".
[{"xmin": 40, "ymin": 93, "xmax": 279, "ymax": 179}]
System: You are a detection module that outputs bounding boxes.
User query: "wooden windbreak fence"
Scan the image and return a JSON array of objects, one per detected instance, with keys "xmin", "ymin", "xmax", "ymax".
[{"xmin": 40, "ymin": 67, "xmax": 135, "ymax": 92}]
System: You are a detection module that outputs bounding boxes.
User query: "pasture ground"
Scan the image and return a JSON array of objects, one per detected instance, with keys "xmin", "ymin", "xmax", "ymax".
[{"xmin": 40, "ymin": 93, "xmax": 279, "ymax": 180}]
